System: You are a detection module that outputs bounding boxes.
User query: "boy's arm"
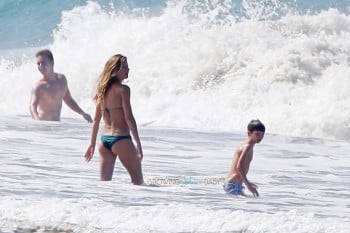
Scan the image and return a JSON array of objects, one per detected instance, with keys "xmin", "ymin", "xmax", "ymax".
[{"xmin": 236, "ymin": 145, "xmax": 259, "ymax": 197}]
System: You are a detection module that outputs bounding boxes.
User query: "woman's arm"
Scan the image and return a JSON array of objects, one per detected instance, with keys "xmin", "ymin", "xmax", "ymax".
[
  {"xmin": 85, "ymin": 103, "xmax": 102, "ymax": 162},
  {"xmin": 121, "ymin": 85, "xmax": 143, "ymax": 159}
]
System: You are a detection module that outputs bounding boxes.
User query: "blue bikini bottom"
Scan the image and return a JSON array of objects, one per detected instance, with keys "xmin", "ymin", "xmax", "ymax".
[{"xmin": 101, "ymin": 135, "xmax": 131, "ymax": 150}]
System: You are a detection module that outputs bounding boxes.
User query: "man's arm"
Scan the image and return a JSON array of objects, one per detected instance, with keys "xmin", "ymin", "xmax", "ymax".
[
  {"xmin": 63, "ymin": 88, "xmax": 92, "ymax": 123},
  {"xmin": 29, "ymin": 87, "xmax": 40, "ymax": 120}
]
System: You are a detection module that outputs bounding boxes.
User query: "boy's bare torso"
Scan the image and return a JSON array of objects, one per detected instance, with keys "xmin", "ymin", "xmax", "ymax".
[{"xmin": 226, "ymin": 142, "xmax": 254, "ymax": 183}]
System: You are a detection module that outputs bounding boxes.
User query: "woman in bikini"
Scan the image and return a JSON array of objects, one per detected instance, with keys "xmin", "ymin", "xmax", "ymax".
[{"xmin": 85, "ymin": 54, "xmax": 143, "ymax": 184}]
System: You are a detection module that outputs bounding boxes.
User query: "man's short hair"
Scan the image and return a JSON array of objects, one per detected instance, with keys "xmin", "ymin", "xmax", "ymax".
[
  {"xmin": 247, "ymin": 119, "xmax": 265, "ymax": 132},
  {"xmin": 36, "ymin": 49, "xmax": 54, "ymax": 62}
]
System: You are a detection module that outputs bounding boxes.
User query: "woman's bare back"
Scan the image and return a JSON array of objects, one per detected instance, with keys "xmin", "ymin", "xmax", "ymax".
[{"xmin": 102, "ymin": 84, "xmax": 129, "ymax": 135}]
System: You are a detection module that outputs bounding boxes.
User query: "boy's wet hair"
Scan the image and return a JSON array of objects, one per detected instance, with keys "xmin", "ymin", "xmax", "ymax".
[
  {"xmin": 36, "ymin": 49, "xmax": 54, "ymax": 62},
  {"xmin": 247, "ymin": 119, "xmax": 265, "ymax": 132}
]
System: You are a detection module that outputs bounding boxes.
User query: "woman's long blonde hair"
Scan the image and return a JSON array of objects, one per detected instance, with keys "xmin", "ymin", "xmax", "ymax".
[{"xmin": 93, "ymin": 54, "xmax": 127, "ymax": 103}]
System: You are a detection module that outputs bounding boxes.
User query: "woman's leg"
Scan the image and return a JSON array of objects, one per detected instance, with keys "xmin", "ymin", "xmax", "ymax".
[
  {"xmin": 99, "ymin": 144, "xmax": 117, "ymax": 181},
  {"xmin": 111, "ymin": 139, "xmax": 143, "ymax": 185}
]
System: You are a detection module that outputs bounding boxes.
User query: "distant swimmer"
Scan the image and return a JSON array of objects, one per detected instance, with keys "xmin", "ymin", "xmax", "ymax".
[
  {"xmin": 85, "ymin": 54, "xmax": 143, "ymax": 185},
  {"xmin": 224, "ymin": 120, "xmax": 265, "ymax": 197},
  {"xmin": 29, "ymin": 49, "xmax": 92, "ymax": 122}
]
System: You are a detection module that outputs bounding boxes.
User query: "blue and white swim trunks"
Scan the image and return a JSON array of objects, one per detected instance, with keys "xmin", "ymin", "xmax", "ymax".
[{"xmin": 223, "ymin": 182, "xmax": 245, "ymax": 196}]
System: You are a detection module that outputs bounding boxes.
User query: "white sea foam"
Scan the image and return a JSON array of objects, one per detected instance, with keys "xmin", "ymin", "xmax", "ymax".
[
  {"xmin": 0, "ymin": 1, "xmax": 350, "ymax": 140},
  {"xmin": 1, "ymin": 197, "xmax": 349, "ymax": 233}
]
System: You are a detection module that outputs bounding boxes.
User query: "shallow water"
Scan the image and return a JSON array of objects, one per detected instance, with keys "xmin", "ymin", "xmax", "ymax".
[{"xmin": 0, "ymin": 115, "xmax": 349, "ymax": 232}]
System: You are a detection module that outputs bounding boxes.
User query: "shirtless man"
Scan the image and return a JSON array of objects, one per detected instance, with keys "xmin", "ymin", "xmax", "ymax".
[
  {"xmin": 224, "ymin": 120, "xmax": 265, "ymax": 197},
  {"xmin": 30, "ymin": 49, "xmax": 92, "ymax": 122}
]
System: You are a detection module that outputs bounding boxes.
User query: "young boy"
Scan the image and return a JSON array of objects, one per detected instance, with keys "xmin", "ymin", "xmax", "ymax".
[{"xmin": 224, "ymin": 119, "xmax": 265, "ymax": 197}]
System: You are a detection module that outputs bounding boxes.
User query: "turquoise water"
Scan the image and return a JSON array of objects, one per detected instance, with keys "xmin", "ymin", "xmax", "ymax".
[
  {"xmin": 0, "ymin": 0, "xmax": 349, "ymax": 49},
  {"xmin": 0, "ymin": 0, "xmax": 166, "ymax": 49}
]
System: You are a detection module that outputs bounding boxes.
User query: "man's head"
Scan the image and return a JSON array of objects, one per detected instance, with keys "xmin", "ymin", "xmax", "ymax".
[
  {"xmin": 36, "ymin": 49, "xmax": 54, "ymax": 75},
  {"xmin": 247, "ymin": 119, "xmax": 265, "ymax": 143}
]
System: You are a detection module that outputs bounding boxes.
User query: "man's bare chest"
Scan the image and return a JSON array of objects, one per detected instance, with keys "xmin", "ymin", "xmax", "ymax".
[{"xmin": 40, "ymin": 82, "xmax": 65, "ymax": 100}]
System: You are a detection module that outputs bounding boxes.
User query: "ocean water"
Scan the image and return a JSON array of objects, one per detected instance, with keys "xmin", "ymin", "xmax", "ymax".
[
  {"xmin": 0, "ymin": 115, "xmax": 349, "ymax": 232},
  {"xmin": 0, "ymin": 0, "xmax": 350, "ymax": 232}
]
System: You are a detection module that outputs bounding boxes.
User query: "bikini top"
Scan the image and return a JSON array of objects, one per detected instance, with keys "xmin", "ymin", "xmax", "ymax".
[{"xmin": 104, "ymin": 106, "xmax": 122, "ymax": 114}]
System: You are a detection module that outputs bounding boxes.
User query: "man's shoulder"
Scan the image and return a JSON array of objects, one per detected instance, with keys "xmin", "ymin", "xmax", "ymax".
[
  {"xmin": 54, "ymin": 73, "xmax": 68, "ymax": 89},
  {"xmin": 32, "ymin": 80, "xmax": 46, "ymax": 91},
  {"xmin": 56, "ymin": 73, "xmax": 67, "ymax": 81}
]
